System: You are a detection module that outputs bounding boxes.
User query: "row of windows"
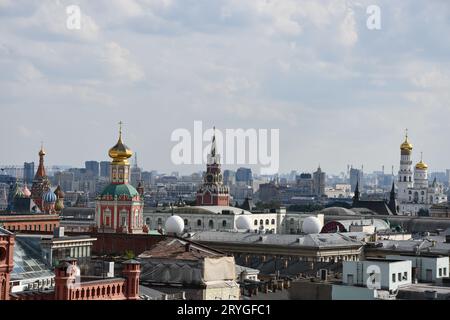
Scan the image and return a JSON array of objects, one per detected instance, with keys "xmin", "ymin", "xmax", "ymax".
[
  {"xmin": 5, "ymin": 224, "xmax": 57, "ymax": 232},
  {"xmin": 253, "ymin": 219, "xmax": 276, "ymax": 226},
  {"xmin": 151, "ymin": 218, "xmax": 230, "ymax": 228},
  {"xmin": 392, "ymin": 272, "xmax": 408, "ymax": 283}
]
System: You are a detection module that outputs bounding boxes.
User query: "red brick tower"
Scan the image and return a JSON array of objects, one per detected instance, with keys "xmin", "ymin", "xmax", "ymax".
[
  {"xmin": 196, "ymin": 128, "xmax": 230, "ymax": 206},
  {"xmin": 122, "ymin": 260, "xmax": 141, "ymax": 300},
  {"xmin": 0, "ymin": 228, "xmax": 15, "ymax": 300}
]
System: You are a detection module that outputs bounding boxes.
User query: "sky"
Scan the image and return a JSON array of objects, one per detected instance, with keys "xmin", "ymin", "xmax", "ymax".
[{"xmin": 0, "ymin": 0, "xmax": 449, "ymax": 175}]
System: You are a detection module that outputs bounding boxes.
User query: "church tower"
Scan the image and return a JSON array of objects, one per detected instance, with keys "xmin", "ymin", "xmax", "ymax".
[
  {"xmin": 397, "ymin": 130, "xmax": 413, "ymax": 203},
  {"xmin": 414, "ymin": 152, "xmax": 429, "ymax": 189},
  {"xmin": 31, "ymin": 145, "xmax": 50, "ymax": 212},
  {"xmin": 95, "ymin": 123, "xmax": 144, "ymax": 234},
  {"xmin": 196, "ymin": 128, "xmax": 230, "ymax": 206}
]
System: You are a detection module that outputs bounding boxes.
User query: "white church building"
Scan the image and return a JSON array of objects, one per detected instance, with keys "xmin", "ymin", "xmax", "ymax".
[{"xmin": 397, "ymin": 130, "xmax": 447, "ymax": 215}]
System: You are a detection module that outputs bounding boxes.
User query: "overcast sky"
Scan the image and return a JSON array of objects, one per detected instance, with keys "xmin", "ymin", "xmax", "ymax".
[{"xmin": 1, "ymin": 0, "xmax": 449, "ymax": 175}]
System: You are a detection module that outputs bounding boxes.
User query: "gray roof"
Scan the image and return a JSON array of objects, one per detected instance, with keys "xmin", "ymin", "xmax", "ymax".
[
  {"xmin": 375, "ymin": 238, "xmax": 450, "ymax": 255},
  {"xmin": 190, "ymin": 231, "xmax": 364, "ymax": 248},
  {"xmin": 235, "ymin": 264, "xmax": 259, "ymax": 275},
  {"xmin": 0, "ymin": 226, "xmax": 13, "ymax": 235},
  {"xmin": 332, "ymin": 219, "xmax": 390, "ymax": 232}
]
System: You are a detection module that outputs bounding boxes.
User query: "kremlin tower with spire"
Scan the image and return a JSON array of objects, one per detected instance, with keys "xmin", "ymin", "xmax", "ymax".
[
  {"xmin": 196, "ymin": 128, "xmax": 230, "ymax": 206},
  {"xmin": 95, "ymin": 123, "xmax": 144, "ymax": 234}
]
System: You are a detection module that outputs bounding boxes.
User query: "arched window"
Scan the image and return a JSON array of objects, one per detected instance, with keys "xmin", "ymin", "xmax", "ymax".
[
  {"xmin": 271, "ymin": 219, "xmax": 275, "ymax": 225},
  {"xmin": 222, "ymin": 220, "xmax": 227, "ymax": 227},
  {"xmin": 254, "ymin": 220, "xmax": 258, "ymax": 226},
  {"xmin": 157, "ymin": 218, "xmax": 162, "ymax": 226},
  {"xmin": 421, "ymin": 191, "xmax": 425, "ymax": 195},
  {"xmin": 403, "ymin": 176, "xmax": 406, "ymax": 182},
  {"xmin": 409, "ymin": 176, "xmax": 412, "ymax": 182},
  {"xmin": 197, "ymin": 219, "xmax": 202, "ymax": 226},
  {"xmin": 145, "ymin": 217, "xmax": 151, "ymax": 225},
  {"xmin": 208, "ymin": 220, "xmax": 214, "ymax": 229},
  {"xmin": 184, "ymin": 219, "xmax": 189, "ymax": 226},
  {"xmin": 265, "ymin": 219, "xmax": 269, "ymax": 225},
  {"xmin": 260, "ymin": 219, "xmax": 263, "ymax": 225}
]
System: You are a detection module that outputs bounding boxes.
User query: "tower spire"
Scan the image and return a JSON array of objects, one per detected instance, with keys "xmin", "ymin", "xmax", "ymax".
[{"xmin": 211, "ymin": 126, "xmax": 216, "ymax": 157}]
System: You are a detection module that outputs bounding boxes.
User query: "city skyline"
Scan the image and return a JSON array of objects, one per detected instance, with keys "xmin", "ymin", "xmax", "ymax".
[{"xmin": 1, "ymin": 1, "xmax": 450, "ymax": 174}]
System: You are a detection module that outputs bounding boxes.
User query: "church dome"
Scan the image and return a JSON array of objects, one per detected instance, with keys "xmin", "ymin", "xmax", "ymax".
[
  {"xmin": 43, "ymin": 189, "xmax": 57, "ymax": 203},
  {"xmin": 108, "ymin": 123, "xmax": 133, "ymax": 165},
  {"xmin": 100, "ymin": 184, "xmax": 139, "ymax": 200},
  {"xmin": 22, "ymin": 184, "xmax": 31, "ymax": 198},
  {"xmin": 54, "ymin": 185, "xmax": 65, "ymax": 199},
  {"xmin": 12, "ymin": 184, "xmax": 24, "ymax": 199},
  {"xmin": 415, "ymin": 160, "xmax": 428, "ymax": 170},
  {"xmin": 400, "ymin": 137, "xmax": 413, "ymax": 152},
  {"xmin": 165, "ymin": 215, "xmax": 185, "ymax": 235}
]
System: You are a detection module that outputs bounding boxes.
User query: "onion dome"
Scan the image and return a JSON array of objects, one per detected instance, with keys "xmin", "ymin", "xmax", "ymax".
[
  {"xmin": 43, "ymin": 189, "xmax": 57, "ymax": 203},
  {"xmin": 12, "ymin": 183, "xmax": 24, "ymax": 199},
  {"xmin": 22, "ymin": 184, "xmax": 31, "ymax": 197},
  {"xmin": 55, "ymin": 198, "xmax": 65, "ymax": 211},
  {"xmin": 54, "ymin": 185, "xmax": 65, "ymax": 199},
  {"xmin": 415, "ymin": 160, "xmax": 428, "ymax": 170},
  {"xmin": 400, "ymin": 130, "xmax": 413, "ymax": 154},
  {"xmin": 108, "ymin": 122, "xmax": 133, "ymax": 165}
]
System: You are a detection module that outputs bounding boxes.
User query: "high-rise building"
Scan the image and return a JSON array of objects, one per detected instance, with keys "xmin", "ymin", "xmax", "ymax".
[
  {"xmin": 23, "ymin": 162, "xmax": 34, "ymax": 184},
  {"xmin": 54, "ymin": 171, "xmax": 75, "ymax": 192},
  {"xmin": 236, "ymin": 168, "xmax": 253, "ymax": 186},
  {"xmin": 349, "ymin": 168, "xmax": 363, "ymax": 192},
  {"xmin": 130, "ymin": 153, "xmax": 142, "ymax": 187},
  {"xmin": 100, "ymin": 161, "xmax": 110, "ymax": 178},
  {"xmin": 223, "ymin": 170, "xmax": 236, "ymax": 186},
  {"xmin": 296, "ymin": 173, "xmax": 314, "ymax": 195},
  {"xmin": 85, "ymin": 161, "xmax": 100, "ymax": 177},
  {"xmin": 313, "ymin": 166, "xmax": 326, "ymax": 197}
]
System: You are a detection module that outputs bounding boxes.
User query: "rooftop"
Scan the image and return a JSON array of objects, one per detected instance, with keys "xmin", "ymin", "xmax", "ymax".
[{"xmin": 190, "ymin": 231, "xmax": 365, "ymax": 248}]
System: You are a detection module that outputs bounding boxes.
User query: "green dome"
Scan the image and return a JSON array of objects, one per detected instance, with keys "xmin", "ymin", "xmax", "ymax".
[{"xmin": 100, "ymin": 183, "xmax": 139, "ymax": 200}]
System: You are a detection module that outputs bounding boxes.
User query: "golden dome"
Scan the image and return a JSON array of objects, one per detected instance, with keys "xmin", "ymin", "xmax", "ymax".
[
  {"xmin": 415, "ymin": 160, "xmax": 428, "ymax": 170},
  {"xmin": 400, "ymin": 129, "xmax": 413, "ymax": 152},
  {"xmin": 108, "ymin": 122, "xmax": 133, "ymax": 165}
]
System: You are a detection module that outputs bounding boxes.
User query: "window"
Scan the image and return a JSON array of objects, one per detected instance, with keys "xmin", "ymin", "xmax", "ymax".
[
  {"xmin": 208, "ymin": 220, "xmax": 214, "ymax": 228},
  {"xmin": 260, "ymin": 220, "xmax": 263, "ymax": 225},
  {"xmin": 444, "ymin": 268, "xmax": 447, "ymax": 276},
  {"xmin": 265, "ymin": 219, "xmax": 269, "ymax": 225},
  {"xmin": 222, "ymin": 220, "xmax": 227, "ymax": 227},
  {"xmin": 403, "ymin": 272, "xmax": 408, "ymax": 280},
  {"xmin": 157, "ymin": 218, "xmax": 162, "ymax": 226},
  {"xmin": 439, "ymin": 268, "xmax": 442, "ymax": 277},
  {"xmin": 392, "ymin": 274, "xmax": 396, "ymax": 283},
  {"xmin": 271, "ymin": 219, "xmax": 275, "ymax": 225},
  {"xmin": 398, "ymin": 273, "xmax": 401, "ymax": 281},
  {"xmin": 254, "ymin": 220, "xmax": 258, "ymax": 226},
  {"xmin": 184, "ymin": 219, "xmax": 188, "ymax": 226},
  {"xmin": 197, "ymin": 219, "xmax": 202, "ymax": 226}
]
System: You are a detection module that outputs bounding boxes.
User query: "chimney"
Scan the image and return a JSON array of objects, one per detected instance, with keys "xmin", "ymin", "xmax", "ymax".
[{"xmin": 185, "ymin": 243, "xmax": 191, "ymax": 252}]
